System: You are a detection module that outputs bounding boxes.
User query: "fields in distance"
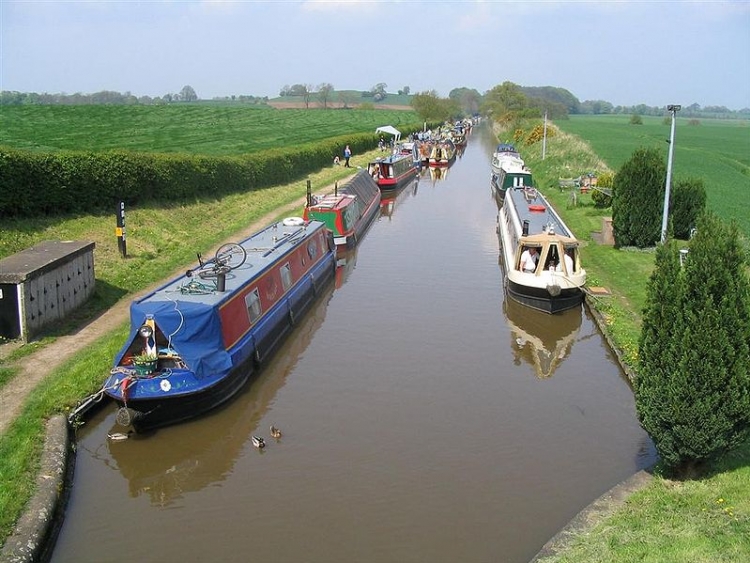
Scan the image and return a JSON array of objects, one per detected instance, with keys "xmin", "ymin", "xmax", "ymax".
[{"xmin": 0, "ymin": 104, "xmax": 421, "ymax": 156}]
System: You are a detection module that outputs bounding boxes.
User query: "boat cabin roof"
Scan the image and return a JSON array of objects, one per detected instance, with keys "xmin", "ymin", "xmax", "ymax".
[
  {"xmin": 520, "ymin": 233, "xmax": 579, "ymax": 246},
  {"xmin": 140, "ymin": 219, "xmax": 327, "ymax": 309}
]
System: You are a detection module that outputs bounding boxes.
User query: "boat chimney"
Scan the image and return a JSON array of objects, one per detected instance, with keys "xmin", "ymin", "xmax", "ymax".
[
  {"xmin": 522, "ymin": 220, "xmax": 529, "ymax": 237},
  {"xmin": 306, "ymin": 179, "xmax": 312, "ymax": 207},
  {"xmin": 217, "ymin": 271, "xmax": 226, "ymax": 292}
]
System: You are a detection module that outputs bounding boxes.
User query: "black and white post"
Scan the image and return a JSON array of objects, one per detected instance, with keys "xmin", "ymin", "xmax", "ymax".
[{"xmin": 660, "ymin": 104, "xmax": 681, "ymax": 243}]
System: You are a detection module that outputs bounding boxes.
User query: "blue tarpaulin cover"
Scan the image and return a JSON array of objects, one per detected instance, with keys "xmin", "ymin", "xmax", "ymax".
[{"xmin": 115, "ymin": 299, "xmax": 234, "ymax": 381}]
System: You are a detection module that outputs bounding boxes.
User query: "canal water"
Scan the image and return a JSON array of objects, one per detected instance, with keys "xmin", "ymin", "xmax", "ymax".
[{"xmin": 51, "ymin": 126, "xmax": 655, "ymax": 563}]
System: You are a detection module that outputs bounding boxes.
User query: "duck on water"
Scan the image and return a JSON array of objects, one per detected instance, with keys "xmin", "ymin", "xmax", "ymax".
[{"xmin": 495, "ymin": 183, "xmax": 586, "ymax": 314}]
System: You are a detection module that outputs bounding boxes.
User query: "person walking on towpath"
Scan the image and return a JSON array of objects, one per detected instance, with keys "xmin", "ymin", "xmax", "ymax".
[{"xmin": 344, "ymin": 145, "xmax": 352, "ymax": 167}]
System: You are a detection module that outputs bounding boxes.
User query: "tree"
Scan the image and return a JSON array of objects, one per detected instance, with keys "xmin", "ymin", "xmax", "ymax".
[
  {"xmin": 371, "ymin": 83, "xmax": 387, "ymax": 97},
  {"xmin": 338, "ymin": 90, "xmax": 356, "ymax": 109},
  {"xmin": 612, "ymin": 147, "xmax": 666, "ymax": 248},
  {"xmin": 635, "ymin": 213, "xmax": 750, "ymax": 476},
  {"xmin": 299, "ymin": 84, "xmax": 313, "ymax": 109},
  {"xmin": 449, "ymin": 87, "xmax": 482, "ymax": 116},
  {"xmin": 671, "ymin": 177, "xmax": 706, "ymax": 240},
  {"xmin": 317, "ymin": 83, "xmax": 334, "ymax": 109},
  {"xmin": 410, "ymin": 90, "xmax": 458, "ymax": 122},
  {"xmin": 481, "ymin": 81, "xmax": 528, "ymax": 125},
  {"xmin": 180, "ymin": 85, "xmax": 198, "ymax": 102}
]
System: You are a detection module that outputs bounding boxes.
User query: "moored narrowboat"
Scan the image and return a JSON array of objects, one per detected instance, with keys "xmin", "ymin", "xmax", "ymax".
[
  {"xmin": 368, "ymin": 148, "xmax": 419, "ymax": 190},
  {"xmin": 428, "ymin": 139, "xmax": 456, "ymax": 167},
  {"xmin": 102, "ymin": 218, "xmax": 336, "ymax": 432},
  {"xmin": 490, "ymin": 143, "xmax": 524, "ymax": 176},
  {"xmin": 496, "ymin": 185, "xmax": 586, "ymax": 314},
  {"xmin": 491, "ymin": 159, "xmax": 533, "ymax": 199},
  {"xmin": 303, "ymin": 170, "xmax": 381, "ymax": 250}
]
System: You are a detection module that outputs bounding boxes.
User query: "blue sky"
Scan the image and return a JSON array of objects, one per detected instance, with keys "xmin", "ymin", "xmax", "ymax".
[{"xmin": 2, "ymin": 0, "xmax": 749, "ymax": 109}]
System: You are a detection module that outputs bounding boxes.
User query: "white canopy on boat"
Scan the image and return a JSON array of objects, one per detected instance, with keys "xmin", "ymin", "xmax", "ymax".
[{"xmin": 375, "ymin": 125, "xmax": 401, "ymax": 143}]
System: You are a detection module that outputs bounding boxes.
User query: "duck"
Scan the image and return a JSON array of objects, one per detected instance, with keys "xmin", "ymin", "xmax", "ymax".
[
  {"xmin": 270, "ymin": 425, "xmax": 282, "ymax": 439},
  {"xmin": 251, "ymin": 436, "xmax": 266, "ymax": 449}
]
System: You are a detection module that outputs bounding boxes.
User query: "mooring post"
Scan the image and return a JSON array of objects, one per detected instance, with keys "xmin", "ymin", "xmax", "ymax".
[{"xmin": 116, "ymin": 201, "xmax": 127, "ymax": 258}]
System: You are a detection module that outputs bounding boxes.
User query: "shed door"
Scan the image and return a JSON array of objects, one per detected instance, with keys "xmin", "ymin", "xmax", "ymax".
[{"xmin": 0, "ymin": 284, "xmax": 21, "ymax": 339}]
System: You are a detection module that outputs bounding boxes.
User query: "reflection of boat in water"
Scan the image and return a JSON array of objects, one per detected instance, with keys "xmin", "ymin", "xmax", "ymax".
[
  {"xmin": 107, "ymin": 282, "xmax": 335, "ymax": 506},
  {"xmin": 379, "ymin": 179, "xmax": 419, "ymax": 221},
  {"xmin": 428, "ymin": 166, "xmax": 448, "ymax": 185},
  {"xmin": 335, "ymin": 247, "xmax": 359, "ymax": 288},
  {"xmin": 503, "ymin": 296, "xmax": 582, "ymax": 378}
]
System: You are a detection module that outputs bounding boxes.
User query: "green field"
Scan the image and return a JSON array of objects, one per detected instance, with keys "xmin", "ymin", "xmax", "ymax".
[
  {"xmin": 0, "ymin": 105, "xmax": 421, "ymax": 155},
  {"xmin": 555, "ymin": 115, "xmax": 750, "ymax": 237}
]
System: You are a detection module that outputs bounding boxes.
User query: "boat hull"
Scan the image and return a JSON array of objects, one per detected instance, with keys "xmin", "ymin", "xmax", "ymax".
[{"xmin": 507, "ymin": 280, "xmax": 583, "ymax": 314}]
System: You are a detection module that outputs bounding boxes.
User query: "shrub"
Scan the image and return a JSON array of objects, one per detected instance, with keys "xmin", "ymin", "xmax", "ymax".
[
  {"xmin": 671, "ymin": 177, "xmax": 706, "ymax": 240},
  {"xmin": 630, "ymin": 114, "xmax": 643, "ymax": 125},
  {"xmin": 635, "ymin": 213, "xmax": 750, "ymax": 476},
  {"xmin": 591, "ymin": 171, "xmax": 613, "ymax": 208},
  {"xmin": 612, "ymin": 147, "xmax": 666, "ymax": 248}
]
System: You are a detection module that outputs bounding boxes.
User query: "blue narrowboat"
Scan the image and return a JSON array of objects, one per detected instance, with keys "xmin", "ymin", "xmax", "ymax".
[{"xmin": 103, "ymin": 218, "xmax": 336, "ymax": 432}]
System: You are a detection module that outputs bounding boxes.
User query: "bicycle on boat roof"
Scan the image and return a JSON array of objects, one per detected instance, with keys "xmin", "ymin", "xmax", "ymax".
[{"xmin": 182, "ymin": 242, "xmax": 247, "ymax": 293}]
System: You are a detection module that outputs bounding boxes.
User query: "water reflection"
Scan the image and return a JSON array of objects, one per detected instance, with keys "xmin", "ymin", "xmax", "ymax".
[
  {"xmin": 379, "ymin": 179, "xmax": 420, "ymax": 220},
  {"xmin": 427, "ymin": 165, "xmax": 449, "ymax": 185},
  {"xmin": 503, "ymin": 297, "xmax": 582, "ymax": 378},
  {"xmin": 102, "ymin": 283, "xmax": 334, "ymax": 506},
  {"xmin": 335, "ymin": 247, "xmax": 359, "ymax": 288}
]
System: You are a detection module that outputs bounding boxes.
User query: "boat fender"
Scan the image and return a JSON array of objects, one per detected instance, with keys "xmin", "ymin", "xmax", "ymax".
[
  {"xmin": 283, "ymin": 217, "xmax": 305, "ymax": 227},
  {"xmin": 116, "ymin": 406, "xmax": 143, "ymax": 427},
  {"xmin": 546, "ymin": 284, "xmax": 562, "ymax": 297}
]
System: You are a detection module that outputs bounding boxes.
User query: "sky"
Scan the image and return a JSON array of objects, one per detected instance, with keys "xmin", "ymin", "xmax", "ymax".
[{"xmin": 1, "ymin": 0, "xmax": 749, "ymax": 110}]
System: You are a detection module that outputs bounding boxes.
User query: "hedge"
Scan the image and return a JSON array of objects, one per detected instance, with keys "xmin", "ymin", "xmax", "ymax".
[{"xmin": 0, "ymin": 133, "xmax": 381, "ymax": 218}]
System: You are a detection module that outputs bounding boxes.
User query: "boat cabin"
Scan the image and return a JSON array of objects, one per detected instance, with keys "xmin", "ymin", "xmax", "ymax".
[{"xmin": 515, "ymin": 233, "xmax": 581, "ymax": 276}]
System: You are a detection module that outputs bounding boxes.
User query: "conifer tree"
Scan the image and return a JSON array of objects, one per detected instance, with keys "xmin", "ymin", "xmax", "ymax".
[
  {"xmin": 635, "ymin": 213, "xmax": 750, "ymax": 475},
  {"xmin": 612, "ymin": 148, "xmax": 666, "ymax": 248}
]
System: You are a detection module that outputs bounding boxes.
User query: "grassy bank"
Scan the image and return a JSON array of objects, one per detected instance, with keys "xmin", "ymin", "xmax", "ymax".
[{"xmin": 513, "ymin": 122, "xmax": 750, "ymax": 562}]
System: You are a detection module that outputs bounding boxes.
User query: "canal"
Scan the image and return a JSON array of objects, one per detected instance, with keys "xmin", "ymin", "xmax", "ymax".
[{"xmin": 51, "ymin": 126, "xmax": 655, "ymax": 563}]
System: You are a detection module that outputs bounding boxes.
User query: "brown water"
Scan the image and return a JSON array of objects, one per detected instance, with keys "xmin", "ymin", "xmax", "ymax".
[{"xmin": 50, "ymin": 126, "xmax": 655, "ymax": 563}]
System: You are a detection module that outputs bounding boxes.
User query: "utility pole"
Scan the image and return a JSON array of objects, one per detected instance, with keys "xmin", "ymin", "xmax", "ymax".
[
  {"xmin": 542, "ymin": 110, "xmax": 548, "ymax": 160},
  {"xmin": 660, "ymin": 104, "xmax": 681, "ymax": 243}
]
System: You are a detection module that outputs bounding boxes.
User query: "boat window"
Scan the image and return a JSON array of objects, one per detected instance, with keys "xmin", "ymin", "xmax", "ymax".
[
  {"xmin": 545, "ymin": 245, "xmax": 560, "ymax": 271},
  {"xmin": 307, "ymin": 239, "xmax": 318, "ymax": 260},
  {"xmin": 280, "ymin": 263, "xmax": 292, "ymax": 291},
  {"xmin": 518, "ymin": 246, "xmax": 540, "ymax": 273},
  {"xmin": 245, "ymin": 288, "xmax": 262, "ymax": 324},
  {"xmin": 562, "ymin": 246, "xmax": 577, "ymax": 273}
]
